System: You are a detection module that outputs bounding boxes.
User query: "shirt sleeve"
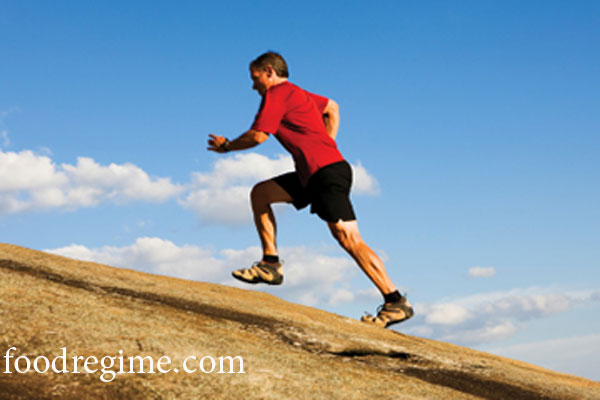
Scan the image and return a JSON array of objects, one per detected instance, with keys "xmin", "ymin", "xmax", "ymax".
[
  {"xmin": 308, "ymin": 92, "xmax": 329, "ymax": 114},
  {"xmin": 251, "ymin": 89, "xmax": 286, "ymax": 134}
]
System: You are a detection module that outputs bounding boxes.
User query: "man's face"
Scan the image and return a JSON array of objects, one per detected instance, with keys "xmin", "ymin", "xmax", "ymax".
[{"xmin": 250, "ymin": 67, "xmax": 270, "ymax": 96}]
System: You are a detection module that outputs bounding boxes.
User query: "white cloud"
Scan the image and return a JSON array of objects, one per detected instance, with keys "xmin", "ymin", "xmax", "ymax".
[
  {"xmin": 0, "ymin": 150, "xmax": 67, "ymax": 191},
  {"xmin": 468, "ymin": 266, "xmax": 496, "ymax": 278},
  {"xmin": 0, "ymin": 150, "xmax": 184, "ymax": 214},
  {"xmin": 48, "ymin": 238, "xmax": 226, "ymax": 281},
  {"xmin": 443, "ymin": 321, "xmax": 517, "ymax": 343},
  {"xmin": 406, "ymin": 288, "xmax": 600, "ymax": 346},
  {"xmin": 486, "ymin": 334, "xmax": 600, "ymax": 381},
  {"xmin": 424, "ymin": 303, "xmax": 472, "ymax": 325},
  {"xmin": 351, "ymin": 161, "xmax": 380, "ymax": 195},
  {"xmin": 62, "ymin": 157, "xmax": 182, "ymax": 203},
  {"xmin": 181, "ymin": 153, "xmax": 380, "ymax": 224},
  {"xmin": 0, "ymin": 145, "xmax": 379, "ymax": 221},
  {"xmin": 329, "ymin": 289, "xmax": 355, "ymax": 306},
  {"xmin": 46, "ymin": 238, "xmax": 359, "ymax": 308},
  {"xmin": 180, "ymin": 153, "xmax": 292, "ymax": 224},
  {"xmin": 193, "ymin": 153, "xmax": 294, "ymax": 186},
  {"xmin": 480, "ymin": 293, "xmax": 571, "ymax": 321}
]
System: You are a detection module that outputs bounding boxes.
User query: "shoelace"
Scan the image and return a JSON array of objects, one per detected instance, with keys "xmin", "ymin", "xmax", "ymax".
[{"xmin": 363, "ymin": 303, "xmax": 385, "ymax": 318}]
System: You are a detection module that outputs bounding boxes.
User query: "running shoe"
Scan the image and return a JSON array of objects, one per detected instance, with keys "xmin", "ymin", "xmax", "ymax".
[
  {"xmin": 361, "ymin": 295, "xmax": 414, "ymax": 328},
  {"xmin": 232, "ymin": 261, "xmax": 284, "ymax": 285}
]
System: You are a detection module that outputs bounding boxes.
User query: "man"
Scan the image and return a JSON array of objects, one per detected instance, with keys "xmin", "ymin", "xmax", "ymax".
[{"xmin": 207, "ymin": 52, "xmax": 413, "ymax": 328}]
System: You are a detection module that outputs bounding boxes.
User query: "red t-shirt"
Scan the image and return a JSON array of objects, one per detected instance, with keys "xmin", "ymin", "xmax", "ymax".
[{"xmin": 251, "ymin": 81, "xmax": 345, "ymax": 186}]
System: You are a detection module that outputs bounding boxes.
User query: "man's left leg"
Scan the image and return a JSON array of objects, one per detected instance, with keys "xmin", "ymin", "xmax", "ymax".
[
  {"xmin": 250, "ymin": 179, "xmax": 293, "ymax": 259},
  {"xmin": 231, "ymin": 178, "xmax": 293, "ymax": 285},
  {"xmin": 328, "ymin": 219, "xmax": 414, "ymax": 327}
]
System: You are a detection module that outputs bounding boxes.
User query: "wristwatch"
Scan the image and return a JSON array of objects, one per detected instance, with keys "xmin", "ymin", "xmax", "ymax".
[{"xmin": 220, "ymin": 139, "xmax": 231, "ymax": 153}]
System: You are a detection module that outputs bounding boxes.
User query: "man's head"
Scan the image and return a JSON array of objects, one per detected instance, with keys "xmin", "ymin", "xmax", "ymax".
[{"xmin": 249, "ymin": 51, "xmax": 289, "ymax": 96}]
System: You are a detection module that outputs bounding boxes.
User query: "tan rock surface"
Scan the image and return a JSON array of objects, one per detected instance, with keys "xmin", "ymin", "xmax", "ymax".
[{"xmin": 1, "ymin": 243, "xmax": 598, "ymax": 399}]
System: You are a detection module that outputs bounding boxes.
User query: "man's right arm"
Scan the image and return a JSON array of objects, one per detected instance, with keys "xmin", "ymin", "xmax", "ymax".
[
  {"xmin": 322, "ymin": 99, "xmax": 340, "ymax": 140},
  {"xmin": 207, "ymin": 130, "xmax": 269, "ymax": 153}
]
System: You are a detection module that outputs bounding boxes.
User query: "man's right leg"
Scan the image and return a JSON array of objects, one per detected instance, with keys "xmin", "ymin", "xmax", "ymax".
[
  {"xmin": 231, "ymin": 179, "xmax": 292, "ymax": 285},
  {"xmin": 327, "ymin": 219, "xmax": 414, "ymax": 327}
]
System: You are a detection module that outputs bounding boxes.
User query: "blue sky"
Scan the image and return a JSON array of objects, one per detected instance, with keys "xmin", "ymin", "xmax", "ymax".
[{"xmin": 1, "ymin": 1, "xmax": 599, "ymax": 380}]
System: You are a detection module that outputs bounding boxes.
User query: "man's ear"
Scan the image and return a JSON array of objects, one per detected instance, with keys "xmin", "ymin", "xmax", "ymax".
[{"xmin": 265, "ymin": 65, "xmax": 275, "ymax": 78}]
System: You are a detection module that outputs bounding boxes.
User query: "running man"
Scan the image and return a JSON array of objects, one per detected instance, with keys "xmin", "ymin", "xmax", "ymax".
[{"xmin": 207, "ymin": 52, "xmax": 413, "ymax": 328}]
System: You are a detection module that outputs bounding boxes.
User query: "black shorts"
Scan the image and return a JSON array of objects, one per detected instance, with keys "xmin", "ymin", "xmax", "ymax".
[{"xmin": 273, "ymin": 161, "xmax": 357, "ymax": 223}]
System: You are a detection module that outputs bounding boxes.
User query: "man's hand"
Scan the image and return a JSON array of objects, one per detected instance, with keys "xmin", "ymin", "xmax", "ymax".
[
  {"xmin": 323, "ymin": 99, "xmax": 340, "ymax": 140},
  {"xmin": 207, "ymin": 134, "xmax": 229, "ymax": 153}
]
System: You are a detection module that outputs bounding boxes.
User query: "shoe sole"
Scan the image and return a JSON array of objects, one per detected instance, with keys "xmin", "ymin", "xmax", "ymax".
[
  {"xmin": 384, "ymin": 306, "xmax": 414, "ymax": 328},
  {"xmin": 361, "ymin": 304, "xmax": 415, "ymax": 328},
  {"xmin": 231, "ymin": 272, "xmax": 283, "ymax": 285}
]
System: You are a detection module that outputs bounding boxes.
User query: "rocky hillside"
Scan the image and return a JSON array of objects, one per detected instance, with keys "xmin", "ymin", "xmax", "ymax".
[{"xmin": 0, "ymin": 243, "xmax": 598, "ymax": 399}]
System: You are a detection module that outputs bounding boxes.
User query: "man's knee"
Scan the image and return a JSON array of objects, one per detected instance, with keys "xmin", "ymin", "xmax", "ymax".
[
  {"xmin": 250, "ymin": 182, "xmax": 264, "ymax": 203},
  {"xmin": 329, "ymin": 221, "xmax": 362, "ymax": 251},
  {"xmin": 251, "ymin": 180, "xmax": 291, "ymax": 209},
  {"xmin": 250, "ymin": 181, "xmax": 268, "ymax": 206}
]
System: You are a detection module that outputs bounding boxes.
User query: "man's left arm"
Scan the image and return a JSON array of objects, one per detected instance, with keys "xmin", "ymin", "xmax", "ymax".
[
  {"xmin": 322, "ymin": 99, "xmax": 340, "ymax": 140},
  {"xmin": 207, "ymin": 129, "xmax": 269, "ymax": 153}
]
